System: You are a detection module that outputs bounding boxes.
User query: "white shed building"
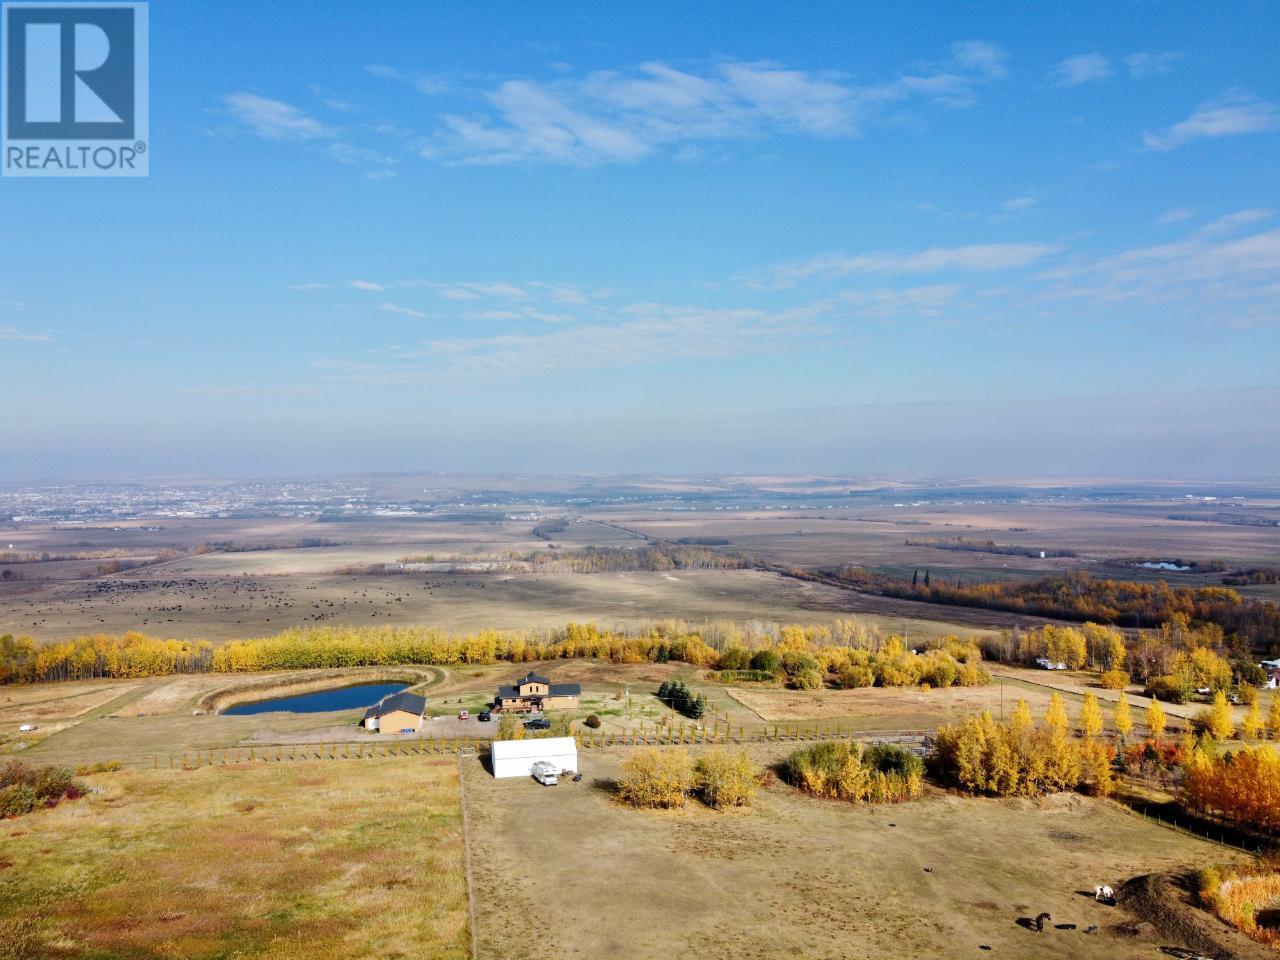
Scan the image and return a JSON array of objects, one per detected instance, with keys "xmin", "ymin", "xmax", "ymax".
[{"xmin": 490, "ymin": 736, "xmax": 579, "ymax": 779}]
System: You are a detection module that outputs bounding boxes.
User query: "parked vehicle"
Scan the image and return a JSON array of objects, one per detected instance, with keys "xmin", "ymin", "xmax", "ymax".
[
  {"xmin": 458, "ymin": 710, "xmax": 469, "ymax": 720},
  {"xmin": 18, "ymin": 724, "xmax": 36, "ymax": 732},
  {"xmin": 524, "ymin": 717, "xmax": 551, "ymax": 731},
  {"xmin": 477, "ymin": 711, "xmax": 492, "ymax": 722},
  {"xmin": 531, "ymin": 760, "xmax": 558, "ymax": 786},
  {"xmin": 1035, "ymin": 657, "xmax": 1067, "ymax": 671}
]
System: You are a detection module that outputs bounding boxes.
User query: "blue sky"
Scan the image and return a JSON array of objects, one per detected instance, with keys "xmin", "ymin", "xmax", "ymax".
[{"xmin": 2, "ymin": 0, "xmax": 1279, "ymax": 479}]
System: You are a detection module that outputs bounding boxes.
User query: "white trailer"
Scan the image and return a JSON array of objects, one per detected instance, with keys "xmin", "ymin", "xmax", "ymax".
[
  {"xmin": 530, "ymin": 760, "xmax": 559, "ymax": 785},
  {"xmin": 490, "ymin": 736, "xmax": 578, "ymax": 779}
]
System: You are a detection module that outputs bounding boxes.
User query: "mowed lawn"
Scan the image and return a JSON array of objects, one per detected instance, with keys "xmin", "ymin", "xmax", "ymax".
[{"xmin": 0, "ymin": 758, "xmax": 470, "ymax": 960}]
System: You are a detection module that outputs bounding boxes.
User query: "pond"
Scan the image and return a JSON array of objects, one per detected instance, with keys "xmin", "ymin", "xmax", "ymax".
[{"xmin": 222, "ymin": 682, "xmax": 410, "ymax": 716}]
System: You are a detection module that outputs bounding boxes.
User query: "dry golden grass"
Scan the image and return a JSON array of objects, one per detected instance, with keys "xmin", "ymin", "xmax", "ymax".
[
  {"xmin": 0, "ymin": 758, "xmax": 469, "ymax": 960},
  {"xmin": 465, "ymin": 744, "xmax": 1245, "ymax": 960}
]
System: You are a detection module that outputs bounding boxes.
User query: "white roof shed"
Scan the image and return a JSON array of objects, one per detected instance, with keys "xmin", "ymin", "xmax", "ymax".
[{"xmin": 490, "ymin": 736, "xmax": 578, "ymax": 779}]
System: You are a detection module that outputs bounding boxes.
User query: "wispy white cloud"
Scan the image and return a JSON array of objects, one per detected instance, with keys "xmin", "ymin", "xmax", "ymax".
[
  {"xmin": 0, "ymin": 326, "xmax": 54, "ymax": 343},
  {"xmin": 379, "ymin": 302, "xmax": 429, "ymax": 320},
  {"xmin": 1154, "ymin": 207, "xmax": 1195, "ymax": 225},
  {"xmin": 1123, "ymin": 51, "xmax": 1181, "ymax": 79},
  {"xmin": 1143, "ymin": 92, "xmax": 1280, "ymax": 150},
  {"xmin": 751, "ymin": 242, "xmax": 1059, "ymax": 289},
  {"xmin": 224, "ymin": 93, "xmax": 336, "ymax": 140},
  {"xmin": 400, "ymin": 44, "xmax": 1007, "ymax": 166},
  {"xmin": 314, "ymin": 301, "xmax": 831, "ymax": 384},
  {"xmin": 839, "ymin": 284, "xmax": 963, "ymax": 318},
  {"xmin": 326, "ymin": 142, "xmax": 397, "ymax": 173},
  {"xmin": 1049, "ymin": 53, "xmax": 1114, "ymax": 87},
  {"xmin": 1037, "ymin": 222, "xmax": 1280, "ymax": 324},
  {"xmin": 288, "ymin": 279, "xmax": 386, "ymax": 292},
  {"xmin": 1049, "ymin": 50, "xmax": 1179, "ymax": 87},
  {"xmin": 1198, "ymin": 208, "xmax": 1273, "ymax": 237},
  {"xmin": 1000, "ymin": 196, "xmax": 1038, "ymax": 213}
]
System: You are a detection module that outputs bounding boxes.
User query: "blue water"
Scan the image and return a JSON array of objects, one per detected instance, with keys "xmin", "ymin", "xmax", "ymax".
[{"xmin": 223, "ymin": 682, "xmax": 410, "ymax": 715}]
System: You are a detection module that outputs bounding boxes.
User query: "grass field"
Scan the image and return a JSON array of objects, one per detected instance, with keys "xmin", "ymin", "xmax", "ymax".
[
  {"xmin": 0, "ymin": 758, "xmax": 469, "ymax": 960},
  {"xmin": 0, "ymin": 568, "xmax": 1001, "ymax": 641},
  {"xmin": 8, "ymin": 489, "xmax": 1276, "ymax": 646},
  {"xmin": 464, "ymin": 743, "xmax": 1245, "ymax": 960}
]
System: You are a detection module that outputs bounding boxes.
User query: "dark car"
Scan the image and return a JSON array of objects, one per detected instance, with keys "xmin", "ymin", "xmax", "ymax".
[
  {"xmin": 477, "ymin": 711, "xmax": 492, "ymax": 722},
  {"xmin": 523, "ymin": 717, "xmax": 551, "ymax": 731}
]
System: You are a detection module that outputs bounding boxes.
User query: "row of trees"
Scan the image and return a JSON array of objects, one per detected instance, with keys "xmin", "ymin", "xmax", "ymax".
[
  {"xmin": 720, "ymin": 635, "xmax": 988, "ymax": 692},
  {"xmin": 781, "ymin": 741, "xmax": 924, "ymax": 803},
  {"xmin": 1183, "ymin": 745, "xmax": 1280, "ymax": 833},
  {"xmin": 928, "ymin": 694, "xmax": 1119, "ymax": 798},
  {"xmin": 618, "ymin": 747, "xmax": 757, "ymax": 810},
  {"xmin": 656, "ymin": 679, "xmax": 706, "ymax": 719},
  {"xmin": 986, "ymin": 614, "xmax": 1270, "ymax": 706},
  {"xmin": 1, "ymin": 618, "xmax": 987, "ymax": 688},
  {"xmin": 834, "ymin": 569, "xmax": 1280, "ymax": 651}
]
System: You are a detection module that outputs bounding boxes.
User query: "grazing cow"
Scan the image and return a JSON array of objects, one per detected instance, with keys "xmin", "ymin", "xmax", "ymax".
[{"xmin": 1035, "ymin": 912, "xmax": 1051, "ymax": 932}]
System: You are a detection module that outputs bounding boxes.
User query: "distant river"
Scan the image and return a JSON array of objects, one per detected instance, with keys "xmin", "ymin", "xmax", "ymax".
[{"xmin": 223, "ymin": 682, "xmax": 410, "ymax": 715}]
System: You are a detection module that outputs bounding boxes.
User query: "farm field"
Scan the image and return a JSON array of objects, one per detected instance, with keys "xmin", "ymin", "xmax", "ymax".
[
  {"xmin": 464, "ymin": 744, "xmax": 1244, "ymax": 960},
  {"xmin": 4, "ymin": 487, "xmax": 1278, "ymax": 648},
  {"xmin": 0, "ymin": 758, "xmax": 470, "ymax": 960},
  {"xmin": 0, "ymin": 567, "xmax": 1007, "ymax": 642}
]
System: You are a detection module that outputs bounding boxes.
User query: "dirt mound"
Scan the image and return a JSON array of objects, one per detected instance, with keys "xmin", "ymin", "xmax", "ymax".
[{"xmin": 1120, "ymin": 872, "xmax": 1277, "ymax": 960}]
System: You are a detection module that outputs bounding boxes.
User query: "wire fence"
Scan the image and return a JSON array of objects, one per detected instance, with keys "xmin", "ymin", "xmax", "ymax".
[{"xmin": 143, "ymin": 725, "xmax": 930, "ymax": 770}]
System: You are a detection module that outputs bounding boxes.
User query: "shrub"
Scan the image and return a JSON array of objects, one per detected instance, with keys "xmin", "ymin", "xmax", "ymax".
[
  {"xmin": 1197, "ymin": 862, "xmax": 1280, "ymax": 949},
  {"xmin": 782, "ymin": 741, "xmax": 923, "ymax": 803},
  {"xmin": 619, "ymin": 747, "xmax": 694, "ymax": 808},
  {"xmin": 693, "ymin": 749, "xmax": 758, "ymax": 809},
  {"xmin": 836, "ymin": 664, "xmax": 875, "ymax": 689},
  {"xmin": 1099, "ymin": 669, "xmax": 1130, "ymax": 690},
  {"xmin": 582, "ymin": 714, "xmax": 602, "ymax": 729},
  {"xmin": 0, "ymin": 760, "xmax": 84, "ymax": 818},
  {"xmin": 780, "ymin": 650, "xmax": 819, "ymax": 681},
  {"xmin": 792, "ymin": 668, "xmax": 823, "ymax": 691},
  {"xmin": 74, "ymin": 760, "xmax": 123, "ymax": 776},
  {"xmin": 1145, "ymin": 674, "xmax": 1187, "ymax": 704},
  {"xmin": 0, "ymin": 783, "xmax": 38, "ymax": 818},
  {"xmin": 714, "ymin": 669, "xmax": 776, "ymax": 684},
  {"xmin": 749, "ymin": 648, "xmax": 780, "ymax": 674}
]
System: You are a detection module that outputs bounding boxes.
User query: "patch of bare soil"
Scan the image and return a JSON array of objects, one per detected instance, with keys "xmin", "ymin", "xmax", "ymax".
[{"xmin": 1120, "ymin": 872, "xmax": 1277, "ymax": 960}]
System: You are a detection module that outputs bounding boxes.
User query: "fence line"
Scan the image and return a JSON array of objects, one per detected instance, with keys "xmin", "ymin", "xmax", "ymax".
[
  {"xmin": 1112, "ymin": 798, "xmax": 1266, "ymax": 854},
  {"xmin": 141, "ymin": 726, "xmax": 930, "ymax": 770}
]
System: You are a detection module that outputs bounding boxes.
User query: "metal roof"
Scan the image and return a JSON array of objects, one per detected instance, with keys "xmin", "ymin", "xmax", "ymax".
[
  {"xmin": 490, "ymin": 736, "xmax": 578, "ymax": 761},
  {"xmin": 362, "ymin": 691, "xmax": 426, "ymax": 721}
]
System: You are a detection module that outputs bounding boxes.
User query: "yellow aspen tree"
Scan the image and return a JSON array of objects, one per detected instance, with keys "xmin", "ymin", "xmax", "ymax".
[
  {"xmin": 1045, "ymin": 692, "xmax": 1069, "ymax": 735},
  {"xmin": 1241, "ymin": 700, "xmax": 1263, "ymax": 741},
  {"xmin": 1113, "ymin": 692, "xmax": 1133, "ymax": 740},
  {"xmin": 1010, "ymin": 699, "xmax": 1034, "ymax": 743},
  {"xmin": 1268, "ymin": 696, "xmax": 1280, "ymax": 741},
  {"xmin": 1147, "ymin": 696, "xmax": 1167, "ymax": 739},
  {"xmin": 1079, "ymin": 693, "xmax": 1104, "ymax": 738},
  {"xmin": 1203, "ymin": 690, "xmax": 1235, "ymax": 740}
]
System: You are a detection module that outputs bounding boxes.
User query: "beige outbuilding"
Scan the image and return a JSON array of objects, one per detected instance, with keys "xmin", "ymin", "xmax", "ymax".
[{"xmin": 362, "ymin": 691, "xmax": 426, "ymax": 733}]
